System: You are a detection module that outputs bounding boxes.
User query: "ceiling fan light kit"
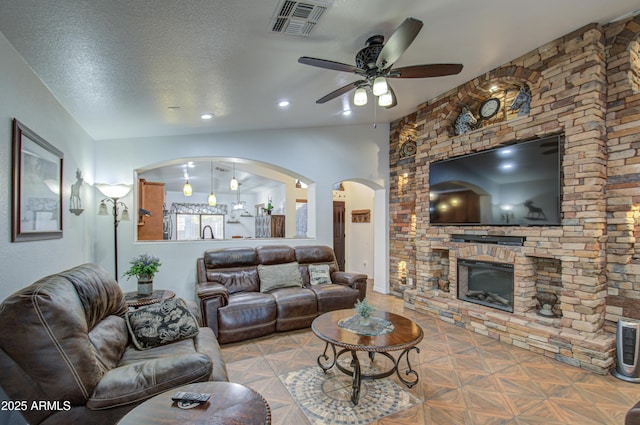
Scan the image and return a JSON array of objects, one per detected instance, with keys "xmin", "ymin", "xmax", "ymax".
[
  {"xmin": 378, "ymin": 91, "xmax": 393, "ymax": 107},
  {"xmin": 372, "ymin": 76, "xmax": 388, "ymax": 96},
  {"xmin": 298, "ymin": 17, "xmax": 463, "ymax": 111},
  {"xmin": 353, "ymin": 88, "xmax": 368, "ymax": 106}
]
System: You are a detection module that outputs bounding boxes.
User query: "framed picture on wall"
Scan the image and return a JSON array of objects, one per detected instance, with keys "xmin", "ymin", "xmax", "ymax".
[{"xmin": 12, "ymin": 118, "xmax": 64, "ymax": 242}]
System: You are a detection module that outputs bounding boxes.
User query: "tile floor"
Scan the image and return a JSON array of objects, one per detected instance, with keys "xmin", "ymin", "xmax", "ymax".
[{"xmin": 221, "ymin": 283, "xmax": 640, "ymax": 424}]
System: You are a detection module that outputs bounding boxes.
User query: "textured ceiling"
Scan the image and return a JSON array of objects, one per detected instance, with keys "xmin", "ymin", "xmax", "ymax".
[{"xmin": 0, "ymin": 0, "xmax": 638, "ymax": 141}]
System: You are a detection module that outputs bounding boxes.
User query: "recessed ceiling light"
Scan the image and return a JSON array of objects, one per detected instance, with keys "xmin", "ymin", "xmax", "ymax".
[
  {"xmin": 200, "ymin": 113, "xmax": 214, "ymax": 120},
  {"xmin": 501, "ymin": 163, "xmax": 514, "ymax": 170},
  {"xmin": 278, "ymin": 100, "xmax": 291, "ymax": 108}
]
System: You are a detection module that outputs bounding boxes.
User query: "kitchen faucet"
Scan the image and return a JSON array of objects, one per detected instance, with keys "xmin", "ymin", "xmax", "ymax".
[{"xmin": 202, "ymin": 225, "xmax": 214, "ymax": 239}]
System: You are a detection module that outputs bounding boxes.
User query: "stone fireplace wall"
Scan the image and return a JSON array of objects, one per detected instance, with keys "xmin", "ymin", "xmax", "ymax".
[{"xmin": 389, "ymin": 17, "xmax": 640, "ymax": 374}]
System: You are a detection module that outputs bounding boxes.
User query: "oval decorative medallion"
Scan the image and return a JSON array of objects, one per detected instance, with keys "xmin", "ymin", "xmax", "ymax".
[{"xmin": 400, "ymin": 138, "xmax": 417, "ymax": 157}]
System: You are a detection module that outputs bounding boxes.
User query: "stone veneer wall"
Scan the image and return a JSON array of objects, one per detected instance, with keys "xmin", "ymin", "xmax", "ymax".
[
  {"xmin": 389, "ymin": 18, "xmax": 640, "ymax": 374},
  {"xmin": 604, "ymin": 17, "xmax": 640, "ymax": 330}
]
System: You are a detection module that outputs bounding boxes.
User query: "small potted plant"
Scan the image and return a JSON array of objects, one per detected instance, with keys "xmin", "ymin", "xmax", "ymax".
[
  {"xmin": 123, "ymin": 254, "xmax": 162, "ymax": 296},
  {"xmin": 263, "ymin": 198, "xmax": 274, "ymax": 215},
  {"xmin": 354, "ymin": 298, "xmax": 375, "ymax": 325}
]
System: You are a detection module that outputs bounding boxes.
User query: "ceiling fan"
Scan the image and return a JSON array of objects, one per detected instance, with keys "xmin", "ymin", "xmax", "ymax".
[{"xmin": 298, "ymin": 17, "xmax": 463, "ymax": 108}]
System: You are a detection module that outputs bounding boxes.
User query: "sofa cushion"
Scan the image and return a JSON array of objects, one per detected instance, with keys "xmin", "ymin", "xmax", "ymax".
[
  {"xmin": 258, "ymin": 262, "xmax": 303, "ymax": 292},
  {"xmin": 256, "ymin": 245, "xmax": 296, "ymax": 265},
  {"xmin": 309, "ymin": 264, "xmax": 332, "ymax": 285},
  {"xmin": 218, "ymin": 292, "xmax": 277, "ymax": 344},
  {"xmin": 209, "ymin": 269, "xmax": 259, "ymax": 294},
  {"xmin": 87, "ymin": 352, "xmax": 212, "ymax": 409},
  {"xmin": 126, "ymin": 298, "xmax": 200, "ymax": 350},
  {"xmin": 118, "ymin": 327, "xmax": 228, "ymax": 382},
  {"xmin": 89, "ymin": 315, "xmax": 129, "ymax": 371},
  {"xmin": 270, "ymin": 287, "xmax": 318, "ymax": 331},
  {"xmin": 311, "ymin": 284, "xmax": 360, "ymax": 314}
]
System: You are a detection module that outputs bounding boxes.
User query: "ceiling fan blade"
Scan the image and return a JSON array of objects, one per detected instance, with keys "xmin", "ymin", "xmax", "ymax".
[
  {"xmin": 375, "ymin": 17, "xmax": 423, "ymax": 69},
  {"xmin": 383, "ymin": 84, "xmax": 398, "ymax": 109},
  {"xmin": 316, "ymin": 81, "xmax": 363, "ymax": 104},
  {"xmin": 298, "ymin": 56, "xmax": 363, "ymax": 74},
  {"xmin": 389, "ymin": 63, "xmax": 463, "ymax": 78}
]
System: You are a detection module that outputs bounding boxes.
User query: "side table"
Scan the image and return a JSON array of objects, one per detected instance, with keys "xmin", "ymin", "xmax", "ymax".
[
  {"xmin": 117, "ymin": 382, "xmax": 271, "ymax": 425},
  {"xmin": 124, "ymin": 289, "xmax": 175, "ymax": 308}
]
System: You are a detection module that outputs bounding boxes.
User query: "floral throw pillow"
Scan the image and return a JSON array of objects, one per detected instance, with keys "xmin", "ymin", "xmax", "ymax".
[
  {"xmin": 126, "ymin": 298, "xmax": 199, "ymax": 350},
  {"xmin": 309, "ymin": 264, "xmax": 332, "ymax": 285}
]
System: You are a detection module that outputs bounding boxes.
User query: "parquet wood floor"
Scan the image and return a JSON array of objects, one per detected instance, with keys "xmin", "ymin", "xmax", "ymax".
[{"xmin": 221, "ymin": 282, "xmax": 640, "ymax": 424}]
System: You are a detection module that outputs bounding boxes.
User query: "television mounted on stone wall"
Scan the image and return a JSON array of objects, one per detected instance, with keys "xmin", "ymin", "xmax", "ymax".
[{"xmin": 429, "ymin": 134, "xmax": 562, "ymax": 226}]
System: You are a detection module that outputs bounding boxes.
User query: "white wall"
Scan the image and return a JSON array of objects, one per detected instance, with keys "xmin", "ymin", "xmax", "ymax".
[
  {"xmin": 0, "ymin": 32, "xmax": 95, "ymax": 301},
  {"xmin": 342, "ymin": 181, "xmax": 375, "ymax": 276},
  {"xmin": 0, "ymin": 32, "xmax": 390, "ymax": 303},
  {"xmin": 94, "ymin": 124, "xmax": 390, "ymax": 300}
]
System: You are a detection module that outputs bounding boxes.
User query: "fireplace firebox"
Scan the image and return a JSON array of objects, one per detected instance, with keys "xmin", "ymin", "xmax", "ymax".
[{"xmin": 457, "ymin": 259, "xmax": 514, "ymax": 312}]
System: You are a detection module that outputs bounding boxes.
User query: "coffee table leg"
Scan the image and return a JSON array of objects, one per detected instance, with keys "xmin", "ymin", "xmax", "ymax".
[
  {"xmin": 317, "ymin": 342, "xmax": 336, "ymax": 372},
  {"xmin": 396, "ymin": 346, "xmax": 420, "ymax": 388},
  {"xmin": 350, "ymin": 350, "xmax": 361, "ymax": 405}
]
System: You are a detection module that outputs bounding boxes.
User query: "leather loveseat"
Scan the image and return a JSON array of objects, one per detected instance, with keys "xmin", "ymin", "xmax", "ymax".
[
  {"xmin": 0, "ymin": 263, "xmax": 228, "ymax": 425},
  {"xmin": 196, "ymin": 245, "xmax": 367, "ymax": 344},
  {"xmin": 628, "ymin": 401, "xmax": 640, "ymax": 425}
]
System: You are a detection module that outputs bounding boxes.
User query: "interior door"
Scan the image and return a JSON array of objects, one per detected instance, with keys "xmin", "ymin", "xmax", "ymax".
[{"xmin": 333, "ymin": 201, "xmax": 346, "ymax": 271}]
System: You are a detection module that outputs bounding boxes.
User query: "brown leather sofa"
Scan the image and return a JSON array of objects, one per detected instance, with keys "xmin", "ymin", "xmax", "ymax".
[
  {"xmin": 0, "ymin": 263, "xmax": 228, "ymax": 425},
  {"xmin": 628, "ymin": 401, "xmax": 640, "ymax": 425},
  {"xmin": 196, "ymin": 245, "xmax": 367, "ymax": 344}
]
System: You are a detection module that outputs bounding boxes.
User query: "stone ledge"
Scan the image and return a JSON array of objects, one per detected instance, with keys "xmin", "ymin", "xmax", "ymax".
[{"xmin": 406, "ymin": 291, "xmax": 615, "ymax": 375}]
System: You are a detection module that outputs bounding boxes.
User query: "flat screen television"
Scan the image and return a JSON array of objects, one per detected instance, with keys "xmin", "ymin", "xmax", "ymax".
[{"xmin": 429, "ymin": 135, "xmax": 562, "ymax": 226}]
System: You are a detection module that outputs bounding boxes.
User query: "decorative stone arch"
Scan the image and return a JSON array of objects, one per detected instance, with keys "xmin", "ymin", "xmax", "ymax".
[{"xmin": 438, "ymin": 65, "xmax": 542, "ymax": 136}]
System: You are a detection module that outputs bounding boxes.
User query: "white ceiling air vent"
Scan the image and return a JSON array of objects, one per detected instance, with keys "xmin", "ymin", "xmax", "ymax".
[{"xmin": 270, "ymin": 0, "xmax": 333, "ymax": 37}]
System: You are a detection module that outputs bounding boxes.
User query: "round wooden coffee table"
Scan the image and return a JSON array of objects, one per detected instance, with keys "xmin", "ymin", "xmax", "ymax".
[
  {"xmin": 311, "ymin": 309, "xmax": 423, "ymax": 405},
  {"xmin": 117, "ymin": 382, "xmax": 271, "ymax": 425}
]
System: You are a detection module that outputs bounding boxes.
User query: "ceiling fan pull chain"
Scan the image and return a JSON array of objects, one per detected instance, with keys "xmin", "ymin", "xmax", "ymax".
[{"xmin": 373, "ymin": 102, "xmax": 377, "ymax": 128}]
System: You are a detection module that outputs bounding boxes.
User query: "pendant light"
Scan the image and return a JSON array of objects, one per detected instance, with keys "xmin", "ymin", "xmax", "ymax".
[
  {"xmin": 182, "ymin": 179, "xmax": 192, "ymax": 196},
  {"xmin": 230, "ymin": 162, "xmax": 239, "ymax": 191},
  {"xmin": 208, "ymin": 161, "xmax": 217, "ymax": 206}
]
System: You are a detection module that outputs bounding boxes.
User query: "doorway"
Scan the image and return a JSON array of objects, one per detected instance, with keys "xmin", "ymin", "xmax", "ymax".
[{"xmin": 333, "ymin": 201, "xmax": 345, "ymax": 271}]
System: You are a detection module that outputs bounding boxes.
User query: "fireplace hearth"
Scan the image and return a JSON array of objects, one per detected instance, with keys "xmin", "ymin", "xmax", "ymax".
[{"xmin": 457, "ymin": 259, "xmax": 514, "ymax": 313}]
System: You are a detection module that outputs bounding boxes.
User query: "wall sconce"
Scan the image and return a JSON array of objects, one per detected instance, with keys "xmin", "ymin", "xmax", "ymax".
[
  {"xmin": 96, "ymin": 183, "xmax": 131, "ymax": 278},
  {"xmin": 69, "ymin": 169, "xmax": 84, "ymax": 216}
]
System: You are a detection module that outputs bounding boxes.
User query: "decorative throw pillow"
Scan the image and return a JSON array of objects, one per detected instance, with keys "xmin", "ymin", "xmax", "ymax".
[
  {"xmin": 309, "ymin": 264, "xmax": 332, "ymax": 285},
  {"xmin": 126, "ymin": 298, "xmax": 199, "ymax": 350},
  {"xmin": 258, "ymin": 262, "xmax": 303, "ymax": 293}
]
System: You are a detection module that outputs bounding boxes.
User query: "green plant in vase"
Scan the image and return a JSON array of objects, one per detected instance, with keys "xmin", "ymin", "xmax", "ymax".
[
  {"xmin": 262, "ymin": 198, "xmax": 274, "ymax": 215},
  {"xmin": 123, "ymin": 254, "xmax": 161, "ymax": 296},
  {"xmin": 354, "ymin": 298, "xmax": 375, "ymax": 325}
]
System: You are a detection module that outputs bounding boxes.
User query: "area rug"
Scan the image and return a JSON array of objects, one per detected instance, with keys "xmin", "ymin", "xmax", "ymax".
[{"xmin": 279, "ymin": 365, "xmax": 422, "ymax": 425}]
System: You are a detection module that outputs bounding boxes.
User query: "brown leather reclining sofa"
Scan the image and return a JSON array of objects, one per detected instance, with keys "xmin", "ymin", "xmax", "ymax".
[
  {"xmin": 0, "ymin": 263, "xmax": 228, "ymax": 425},
  {"xmin": 196, "ymin": 245, "xmax": 367, "ymax": 344}
]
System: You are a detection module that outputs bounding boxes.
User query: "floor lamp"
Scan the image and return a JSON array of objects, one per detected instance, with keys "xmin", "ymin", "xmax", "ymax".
[{"xmin": 96, "ymin": 184, "xmax": 131, "ymax": 279}]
